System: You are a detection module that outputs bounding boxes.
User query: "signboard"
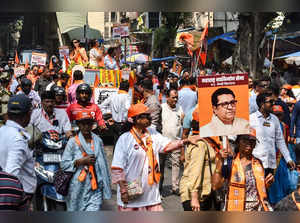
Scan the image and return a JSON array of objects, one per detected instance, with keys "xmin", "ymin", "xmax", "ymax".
[
  {"xmin": 94, "ymin": 87, "xmax": 118, "ymax": 114},
  {"xmin": 59, "ymin": 46, "xmax": 69, "ymax": 61},
  {"xmin": 197, "ymin": 74, "xmax": 250, "ymax": 137},
  {"xmin": 14, "ymin": 66, "xmax": 26, "ymax": 78},
  {"xmin": 31, "ymin": 52, "xmax": 47, "ymax": 66},
  {"xmin": 112, "ymin": 24, "xmax": 129, "ymax": 39},
  {"xmin": 84, "ymin": 69, "xmax": 99, "ymax": 86}
]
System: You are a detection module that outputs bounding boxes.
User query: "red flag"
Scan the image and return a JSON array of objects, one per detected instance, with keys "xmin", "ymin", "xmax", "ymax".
[
  {"xmin": 24, "ymin": 58, "xmax": 29, "ymax": 70},
  {"xmin": 15, "ymin": 51, "xmax": 20, "ymax": 64},
  {"xmin": 64, "ymin": 55, "xmax": 69, "ymax": 71}
]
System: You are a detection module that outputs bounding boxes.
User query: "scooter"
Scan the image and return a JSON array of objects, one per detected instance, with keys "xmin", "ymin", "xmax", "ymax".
[{"xmin": 34, "ymin": 130, "xmax": 68, "ymax": 211}]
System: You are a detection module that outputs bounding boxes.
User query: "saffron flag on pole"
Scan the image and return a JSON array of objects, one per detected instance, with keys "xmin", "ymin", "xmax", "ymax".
[{"xmin": 15, "ymin": 51, "xmax": 20, "ymax": 65}]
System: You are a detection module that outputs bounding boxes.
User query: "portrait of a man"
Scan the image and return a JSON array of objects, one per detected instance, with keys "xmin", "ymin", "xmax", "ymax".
[{"xmin": 200, "ymin": 87, "xmax": 249, "ymax": 137}]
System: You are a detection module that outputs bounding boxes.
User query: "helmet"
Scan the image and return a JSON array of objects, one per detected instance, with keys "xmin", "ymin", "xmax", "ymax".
[
  {"xmin": 76, "ymin": 83, "xmax": 92, "ymax": 101},
  {"xmin": 53, "ymin": 86, "xmax": 66, "ymax": 96},
  {"xmin": 0, "ymin": 71, "xmax": 11, "ymax": 82},
  {"xmin": 75, "ymin": 109, "xmax": 95, "ymax": 122}
]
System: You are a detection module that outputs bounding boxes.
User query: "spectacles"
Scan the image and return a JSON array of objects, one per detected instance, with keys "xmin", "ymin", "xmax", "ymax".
[
  {"xmin": 264, "ymin": 99, "xmax": 275, "ymax": 105},
  {"xmin": 217, "ymin": 100, "xmax": 237, "ymax": 108},
  {"xmin": 287, "ymin": 103, "xmax": 294, "ymax": 107},
  {"xmin": 73, "ymin": 41, "xmax": 79, "ymax": 44}
]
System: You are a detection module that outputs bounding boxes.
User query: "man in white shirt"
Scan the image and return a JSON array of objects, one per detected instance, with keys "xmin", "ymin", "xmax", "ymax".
[
  {"xmin": 30, "ymin": 90, "xmax": 72, "ymax": 137},
  {"xmin": 100, "ymin": 81, "xmax": 131, "ymax": 145},
  {"xmin": 250, "ymin": 92, "xmax": 295, "ymax": 176},
  {"xmin": 160, "ymin": 88, "xmax": 184, "ymax": 195},
  {"xmin": 0, "ymin": 94, "xmax": 36, "ymax": 200},
  {"xmin": 178, "ymin": 78, "xmax": 197, "ymax": 115},
  {"xmin": 17, "ymin": 78, "xmax": 41, "ymax": 109}
]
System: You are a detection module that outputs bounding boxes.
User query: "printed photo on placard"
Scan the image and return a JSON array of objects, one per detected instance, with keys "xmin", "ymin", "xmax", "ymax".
[{"xmin": 198, "ymin": 73, "xmax": 250, "ymax": 137}]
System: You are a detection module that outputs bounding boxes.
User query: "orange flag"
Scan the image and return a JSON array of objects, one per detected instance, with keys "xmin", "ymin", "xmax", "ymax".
[
  {"xmin": 94, "ymin": 70, "xmax": 100, "ymax": 88},
  {"xmin": 64, "ymin": 55, "xmax": 69, "ymax": 71},
  {"xmin": 49, "ymin": 58, "xmax": 54, "ymax": 70},
  {"xmin": 15, "ymin": 51, "xmax": 20, "ymax": 64},
  {"xmin": 129, "ymin": 71, "xmax": 136, "ymax": 88},
  {"xmin": 199, "ymin": 22, "xmax": 208, "ymax": 65},
  {"xmin": 24, "ymin": 58, "xmax": 29, "ymax": 70}
]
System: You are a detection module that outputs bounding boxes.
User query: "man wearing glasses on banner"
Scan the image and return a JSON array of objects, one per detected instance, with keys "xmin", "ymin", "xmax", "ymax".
[{"xmin": 200, "ymin": 88, "xmax": 249, "ymax": 137}]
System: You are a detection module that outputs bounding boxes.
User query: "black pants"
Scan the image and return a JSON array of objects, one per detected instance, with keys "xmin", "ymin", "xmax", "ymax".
[
  {"xmin": 159, "ymin": 153, "xmax": 168, "ymax": 193},
  {"xmin": 264, "ymin": 168, "xmax": 275, "ymax": 177},
  {"xmin": 182, "ymin": 194, "xmax": 221, "ymax": 211}
]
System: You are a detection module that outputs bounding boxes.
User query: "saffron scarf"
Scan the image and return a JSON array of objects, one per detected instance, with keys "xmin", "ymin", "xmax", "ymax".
[
  {"xmin": 292, "ymin": 192, "xmax": 300, "ymax": 211},
  {"xmin": 130, "ymin": 127, "xmax": 161, "ymax": 185},
  {"xmin": 227, "ymin": 153, "xmax": 269, "ymax": 211},
  {"xmin": 74, "ymin": 135, "xmax": 98, "ymax": 191}
]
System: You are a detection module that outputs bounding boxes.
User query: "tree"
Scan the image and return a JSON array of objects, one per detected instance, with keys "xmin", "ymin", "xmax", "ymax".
[
  {"xmin": 232, "ymin": 12, "xmax": 278, "ymax": 79},
  {"xmin": 153, "ymin": 12, "xmax": 192, "ymax": 57}
]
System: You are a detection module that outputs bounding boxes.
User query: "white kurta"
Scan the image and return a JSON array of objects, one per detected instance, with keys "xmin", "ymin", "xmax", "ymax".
[{"xmin": 111, "ymin": 128, "xmax": 171, "ymax": 208}]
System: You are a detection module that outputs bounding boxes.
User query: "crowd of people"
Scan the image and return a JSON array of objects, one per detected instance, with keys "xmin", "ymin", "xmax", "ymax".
[{"xmin": 0, "ymin": 44, "xmax": 300, "ymax": 212}]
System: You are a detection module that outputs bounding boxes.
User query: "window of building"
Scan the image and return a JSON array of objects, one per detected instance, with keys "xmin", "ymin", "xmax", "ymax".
[
  {"xmin": 148, "ymin": 12, "xmax": 160, "ymax": 29},
  {"xmin": 111, "ymin": 12, "xmax": 116, "ymax": 23},
  {"xmin": 104, "ymin": 27, "xmax": 109, "ymax": 39},
  {"xmin": 104, "ymin": 12, "xmax": 109, "ymax": 23}
]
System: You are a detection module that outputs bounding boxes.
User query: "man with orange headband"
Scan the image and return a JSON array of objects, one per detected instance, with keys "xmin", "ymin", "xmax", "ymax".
[{"xmin": 111, "ymin": 103, "xmax": 200, "ymax": 211}]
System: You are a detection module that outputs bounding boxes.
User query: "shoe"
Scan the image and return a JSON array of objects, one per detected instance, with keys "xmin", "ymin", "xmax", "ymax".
[{"xmin": 172, "ymin": 189, "xmax": 180, "ymax": 196}]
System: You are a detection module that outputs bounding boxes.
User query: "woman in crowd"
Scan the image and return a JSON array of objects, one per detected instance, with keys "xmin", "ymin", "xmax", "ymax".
[
  {"xmin": 89, "ymin": 39, "xmax": 104, "ymax": 68},
  {"xmin": 212, "ymin": 130, "xmax": 274, "ymax": 211},
  {"xmin": 69, "ymin": 39, "xmax": 88, "ymax": 65},
  {"xmin": 280, "ymin": 84, "xmax": 296, "ymax": 103},
  {"xmin": 61, "ymin": 110, "xmax": 111, "ymax": 211}
]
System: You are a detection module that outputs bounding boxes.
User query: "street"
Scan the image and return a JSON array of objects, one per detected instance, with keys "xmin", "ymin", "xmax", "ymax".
[{"xmin": 102, "ymin": 143, "xmax": 183, "ymax": 211}]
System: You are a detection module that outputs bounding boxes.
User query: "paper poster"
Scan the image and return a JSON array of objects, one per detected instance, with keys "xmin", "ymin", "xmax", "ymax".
[
  {"xmin": 59, "ymin": 46, "xmax": 69, "ymax": 61},
  {"xmin": 31, "ymin": 52, "xmax": 47, "ymax": 66},
  {"xmin": 112, "ymin": 24, "xmax": 129, "ymax": 39},
  {"xmin": 94, "ymin": 87, "xmax": 118, "ymax": 114},
  {"xmin": 198, "ymin": 74, "xmax": 250, "ymax": 137},
  {"xmin": 14, "ymin": 66, "xmax": 26, "ymax": 77}
]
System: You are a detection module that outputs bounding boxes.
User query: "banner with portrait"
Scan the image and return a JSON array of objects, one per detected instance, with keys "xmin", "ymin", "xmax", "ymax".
[
  {"xmin": 94, "ymin": 87, "xmax": 118, "ymax": 114},
  {"xmin": 31, "ymin": 52, "xmax": 47, "ymax": 66},
  {"xmin": 197, "ymin": 73, "xmax": 250, "ymax": 137}
]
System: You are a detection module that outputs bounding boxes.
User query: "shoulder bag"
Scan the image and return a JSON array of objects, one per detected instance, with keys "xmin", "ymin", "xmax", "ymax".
[{"xmin": 53, "ymin": 137, "xmax": 88, "ymax": 196}]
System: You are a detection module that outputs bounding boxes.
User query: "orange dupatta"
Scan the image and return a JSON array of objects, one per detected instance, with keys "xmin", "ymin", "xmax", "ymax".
[
  {"xmin": 227, "ymin": 153, "xmax": 269, "ymax": 211},
  {"xmin": 74, "ymin": 135, "xmax": 98, "ymax": 190},
  {"xmin": 130, "ymin": 127, "xmax": 161, "ymax": 185}
]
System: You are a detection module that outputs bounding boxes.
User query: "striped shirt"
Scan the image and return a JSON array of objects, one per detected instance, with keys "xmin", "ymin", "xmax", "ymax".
[{"xmin": 0, "ymin": 167, "xmax": 27, "ymax": 211}]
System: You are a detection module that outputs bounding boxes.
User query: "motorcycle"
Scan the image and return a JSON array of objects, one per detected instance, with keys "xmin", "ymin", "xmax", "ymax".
[{"xmin": 34, "ymin": 130, "xmax": 68, "ymax": 211}]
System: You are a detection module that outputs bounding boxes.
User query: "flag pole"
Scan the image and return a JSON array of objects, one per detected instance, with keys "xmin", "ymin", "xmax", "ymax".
[{"xmin": 269, "ymin": 34, "xmax": 277, "ymax": 75}]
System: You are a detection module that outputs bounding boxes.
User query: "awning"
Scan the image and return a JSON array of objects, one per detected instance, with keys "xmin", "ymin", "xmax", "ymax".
[
  {"xmin": 207, "ymin": 32, "xmax": 237, "ymax": 45},
  {"xmin": 276, "ymin": 51, "xmax": 300, "ymax": 59},
  {"xmin": 56, "ymin": 12, "xmax": 102, "ymax": 40}
]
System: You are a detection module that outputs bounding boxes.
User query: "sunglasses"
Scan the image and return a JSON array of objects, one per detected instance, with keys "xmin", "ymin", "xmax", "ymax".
[
  {"xmin": 264, "ymin": 99, "xmax": 275, "ymax": 105},
  {"xmin": 258, "ymin": 84, "xmax": 269, "ymax": 88},
  {"xmin": 73, "ymin": 41, "xmax": 79, "ymax": 44},
  {"xmin": 137, "ymin": 114, "xmax": 151, "ymax": 119}
]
